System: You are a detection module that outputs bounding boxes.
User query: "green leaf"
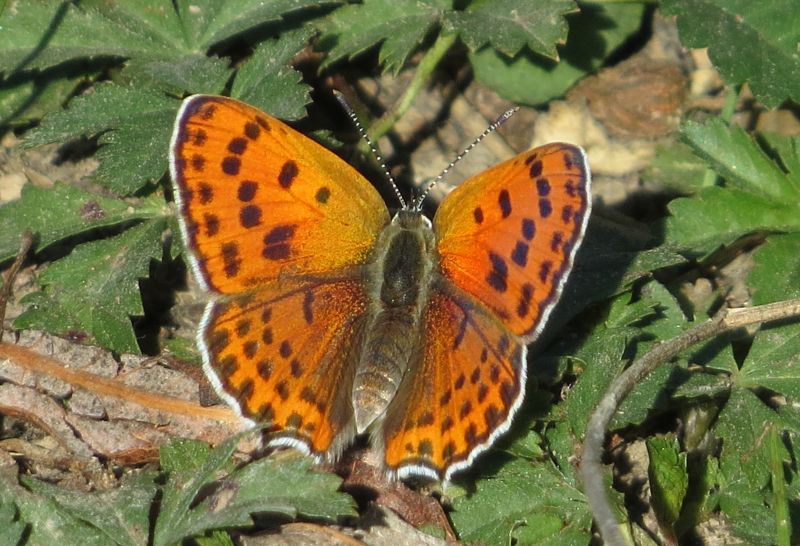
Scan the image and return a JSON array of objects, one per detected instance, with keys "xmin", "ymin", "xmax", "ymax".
[
  {"xmin": 682, "ymin": 119, "xmax": 799, "ymax": 200},
  {"xmin": 0, "ymin": 1, "xmax": 183, "ymax": 74},
  {"xmin": 610, "ymin": 282, "xmax": 695, "ymax": 429},
  {"xmin": 208, "ymin": 457, "xmax": 356, "ymax": 520},
  {"xmin": 662, "ymin": 0, "xmax": 800, "ymax": 108},
  {"xmin": 560, "ymin": 328, "xmax": 631, "ymax": 443},
  {"xmin": 318, "ymin": 0, "xmax": 447, "ymax": 74},
  {"xmin": 24, "ymin": 83, "xmax": 178, "ymax": 194},
  {"xmin": 119, "ymin": 54, "xmax": 232, "ymax": 96},
  {"xmin": 23, "ymin": 473, "xmax": 158, "ymax": 546},
  {"xmin": 554, "ymin": 216, "xmax": 686, "ymax": 333},
  {"xmin": 0, "ymin": 66, "xmax": 88, "ymax": 128},
  {"xmin": 645, "ymin": 141, "xmax": 711, "ymax": 195},
  {"xmin": 154, "ymin": 437, "xmax": 241, "ymax": 546},
  {"xmin": 468, "ymin": 2, "xmax": 645, "ymax": 105},
  {"xmin": 154, "ymin": 437, "xmax": 354, "ymax": 545},
  {"xmin": 751, "ymin": 233, "xmax": 800, "ymax": 304},
  {"xmin": 15, "ymin": 218, "xmax": 168, "ymax": 354},
  {"xmin": 448, "ymin": 0, "xmax": 575, "ymax": 59},
  {"xmin": 0, "ymin": 183, "xmax": 154, "ymax": 262},
  {"xmin": 181, "ymin": 0, "xmax": 339, "ymax": 50},
  {"xmin": 231, "ymin": 26, "xmax": 315, "ymax": 120},
  {"xmin": 666, "ymin": 187, "xmax": 800, "ymax": 255},
  {"xmin": 0, "ymin": 472, "xmax": 108, "ymax": 546},
  {"xmin": 738, "ymin": 322, "xmax": 800, "ymax": 400},
  {"xmin": 647, "ymin": 435, "xmax": 688, "ymax": 532},
  {"xmin": 450, "ymin": 459, "xmax": 591, "ymax": 545},
  {"xmin": 760, "ymin": 134, "xmax": 800, "ymax": 188}
]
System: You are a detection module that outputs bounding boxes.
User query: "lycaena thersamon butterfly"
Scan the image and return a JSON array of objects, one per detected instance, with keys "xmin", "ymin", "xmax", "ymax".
[{"xmin": 169, "ymin": 95, "xmax": 591, "ymax": 481}]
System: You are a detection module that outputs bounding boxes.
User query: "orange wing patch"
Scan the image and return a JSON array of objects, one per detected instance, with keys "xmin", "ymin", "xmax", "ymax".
[
  {"xmin": 380, "ymin": 288, "xmax": 526, "ymax": 481},
  {"xmin": 170, "ymin": 95, "xmax": 390, "ymax": 294},
  {"xmin": 434, "ymin": 143, "xmax": 590, "ymax": 340},
  {"xmin": 201, "ymin": 278, "xmax": 368, "ymax": 457}
]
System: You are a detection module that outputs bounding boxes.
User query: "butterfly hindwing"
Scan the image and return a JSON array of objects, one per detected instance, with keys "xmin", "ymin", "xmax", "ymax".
[
  {"xmin": 380, "ymin": 286, "xmax": 526, "ymax": 481},
  {"xmin": 201, "ymin": 278, "xmax": 369, "ymax": 457}
]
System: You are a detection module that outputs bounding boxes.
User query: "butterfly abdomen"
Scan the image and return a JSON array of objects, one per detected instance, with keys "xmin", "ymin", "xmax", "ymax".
[{"xmin": 352, "ymin": 211, "xmax": 435, "ymax": 433}]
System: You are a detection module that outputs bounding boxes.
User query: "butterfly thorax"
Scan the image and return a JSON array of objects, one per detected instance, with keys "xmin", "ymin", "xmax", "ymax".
[{"xmin": 352, "ymin": 210, "xmax": 436, "ymax": 433}]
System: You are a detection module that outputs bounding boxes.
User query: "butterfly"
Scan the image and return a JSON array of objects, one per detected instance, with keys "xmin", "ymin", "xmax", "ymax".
[{"xmin": 169, "ymin": 95, "xmax": 591, "ymax": 481}]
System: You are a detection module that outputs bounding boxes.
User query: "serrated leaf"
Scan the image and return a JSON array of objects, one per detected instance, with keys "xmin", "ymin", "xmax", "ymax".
[
  {"xmin": 450, "ymin": 459, "xmax": 591, "ymax": 545},
  {"xmin": 0, "ymin": 1, "xmax": 183, "ymax": 74},
  {"xmin": 666, "ymin": 186, "xmax": 800, "ymax": 255},
  {"xmin": 318, "ymin": 0, "xmax": 447, "ymax": 74},
  {"xmin": 447, "ymin": 0, "xmax": 575, "ymax": 59},
  {"xmin": 662, "ymin": 0, "xmax": 800, "ymax": 108},
  {"xmin": 154, "ymin": 436, "xmax": 354, "ymax": 546},
  {"xmin": 159, "ymin": 437, "xmax": 217, "ymax": 474},
  {"xmin": 120, "ymin": 54, "xmax": 232, "ymax": 96},
  {"xmin": 231, "ymin": 26, "xmax": 314, "ymax": 120},
  {"xmin": 24, "ymin": 83, "xmax": 178, "ymax": 194},
  {"xmin": 647, "ymin": 435, "xmax": 688, "ymax": 531},
  {"xmin": 200, "ymin": 457, "xmax": 356, "ymax": 522},
  {"xmin": 155, "ymin": 437, "xmax": 240, "ymax": 546},
  {"xmin": 760, "ymin": 133, "xmax": 800, "ymax": 189},
  {"xmin": 561, "ymin": 328, "xmax": 630, "ymax": 442},
  {"xmin": 0, "ymin": 472, "xmax": 108, "ymax": 546},
  {"xmin": 0, "ymin": 183, "xmax": 155, "ymax": 262},
  {"xmin": 0, "ymin": 66, "xmax": 87, "ymax": 127},
  {"xmin": 682, "ymin": 119, "xmax": 798, "ymax": 200},
  {"xmin": 645, "ymin": 141, "xmax": 710, "ymax": 195},
  {"xmin": 180, "ymin": 0, "xmax": 339, "ymax": 50},
  {"xmin": 738, "ymin": 322, "xmax": 800, "ymax": 399},
  {"xmin": 15, "ymin": 218, "xmax": 168, "ymax": 354},
  {"xmin": 23, "ymin": 473, "xmax": 158, "ymax": 546},
  {"xmin": 498, "ymin": 429, "xmax": 546, "ymax": 461},
  {"xmin": 610, "ymin": 283, "xmax": 694, "ymax": 428},
  {"xmin": 469, "ymin": 1, "xmax": 645, "ymax": 105},
  {"xmin": 751, "ymin": 233, "xmax": 800, "ymax": 304}
]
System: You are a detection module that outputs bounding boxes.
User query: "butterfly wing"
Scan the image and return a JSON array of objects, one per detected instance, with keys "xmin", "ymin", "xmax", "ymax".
[
  {"xmin": 381, "ymin": 289, "xmax": 527, "ymax": 480},
  {"xmin": 381, "ymin": 143, "xmax": 591, "ymax": 480},
  {"xmin": 202, "ymin": 279, "xmax": 367, "ymax": 457},
  {"xmin": 170, "ymin": 95, "xmax": 390, "ymax": 294},
  {"xmin": 434, "ymin": 143, "xmax": 590, "ymax": 339},
  {"xmin": 170, "ymin": 95, "xmax": 389, "ymax": 456}
]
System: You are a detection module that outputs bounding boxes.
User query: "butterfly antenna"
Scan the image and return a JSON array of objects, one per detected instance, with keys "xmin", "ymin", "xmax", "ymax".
[
  {"xmin": 414, "ymin": 106, "xmax": 519, "ymax": 210},
  {"xmin": 333, "ymin": 90, "xmax": 406, "ymax": 209}
]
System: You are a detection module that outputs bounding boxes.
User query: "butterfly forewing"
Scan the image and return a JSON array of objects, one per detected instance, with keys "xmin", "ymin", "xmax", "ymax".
[
  {"xmin": 433, "ymin": 143, "xmax": 591, "ymax": 341},
  {"xmin": 170, "ymin": 95, "xmax": 390, "ymax": 294}
]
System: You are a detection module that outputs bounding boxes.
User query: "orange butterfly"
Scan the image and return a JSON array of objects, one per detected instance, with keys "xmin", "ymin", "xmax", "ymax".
[{"xmin": 169, "ymin": 95, "xmax": 590, "ymax": 481}]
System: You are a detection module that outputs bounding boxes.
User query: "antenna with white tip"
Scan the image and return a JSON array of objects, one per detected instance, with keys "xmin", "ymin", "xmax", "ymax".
[
  {"xmin": 333, "ymin": 90, "xmax": 407, "ymax": 210},
  {"xmin": 413, "ymin": 106, "xmax": 519, "ymax": 210}
]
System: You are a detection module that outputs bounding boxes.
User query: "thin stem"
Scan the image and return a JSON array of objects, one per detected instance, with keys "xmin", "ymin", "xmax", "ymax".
[
  {"xmin": 364, "ymin": 32, "xmax": 457, "ymax": 145},
  {"xmin": 581, "ymin": 298, "xmax": 800, "ymax": 546}
]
